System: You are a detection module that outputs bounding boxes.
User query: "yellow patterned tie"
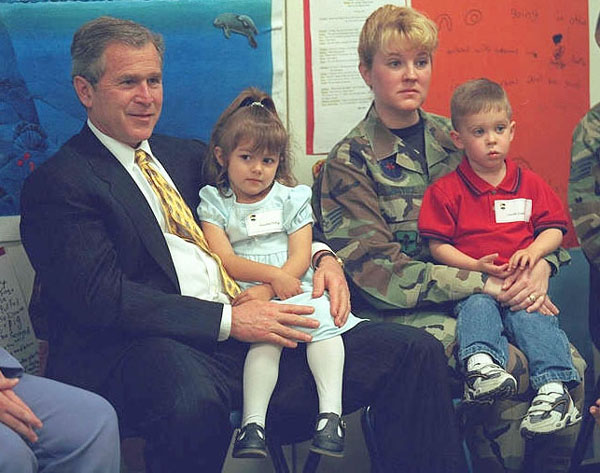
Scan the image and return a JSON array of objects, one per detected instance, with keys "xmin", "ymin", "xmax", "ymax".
[{"xmin": 135, "ymin": 149, "xmax": 241, "ymax": 298}]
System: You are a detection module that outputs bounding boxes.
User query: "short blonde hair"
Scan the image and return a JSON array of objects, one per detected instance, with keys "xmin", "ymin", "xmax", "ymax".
[
  {"xmin": 450, "ymin": 78, "xmax": 512, "ymax": 130},
  {"xmin": 358, "ymin": 5, "xmax": 438, "ymax": 69}
]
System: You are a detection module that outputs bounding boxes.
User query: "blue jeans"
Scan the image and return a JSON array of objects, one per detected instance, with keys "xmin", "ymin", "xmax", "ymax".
[{"xmin": 455, "ymin": 294, "xmax": 580, "ymax": 390}]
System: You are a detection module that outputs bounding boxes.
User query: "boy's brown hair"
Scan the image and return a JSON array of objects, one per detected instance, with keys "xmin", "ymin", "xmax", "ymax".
[{"xmin": 450, "ymin": 78, "xmax": 512, "ymax": 131}]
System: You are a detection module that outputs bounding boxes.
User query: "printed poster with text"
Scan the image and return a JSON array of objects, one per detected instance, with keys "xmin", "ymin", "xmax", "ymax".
[{"xmin": 414, "ymin": 0, "xmax": 589, "ymax": 247}]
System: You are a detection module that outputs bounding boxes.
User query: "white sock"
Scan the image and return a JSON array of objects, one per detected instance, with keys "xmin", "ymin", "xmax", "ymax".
[
  {"xmin": 467, "ymin": 353, "xmax": 495, "ymax": 371},
  {"xmin": 241, "ymin": 342, "xmax": 283, "ymax": 428},
  {"xmin": 538, "ymin": 381, "xmax": 565, "ymax": 395}
]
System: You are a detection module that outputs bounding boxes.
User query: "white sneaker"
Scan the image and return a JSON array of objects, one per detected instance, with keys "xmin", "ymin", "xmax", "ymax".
[
  {"xmin": 464, "ymin": 363, "xmax": 517, "ymax": 403},
  {"xmin": 520, "ymin": 390, "xmax": 581, "ymax": 438}
]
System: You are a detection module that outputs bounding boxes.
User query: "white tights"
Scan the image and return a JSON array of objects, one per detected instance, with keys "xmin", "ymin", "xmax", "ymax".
[{"xmin": 241, "ymin": 336, "xmax": 345, "ymax": 428}]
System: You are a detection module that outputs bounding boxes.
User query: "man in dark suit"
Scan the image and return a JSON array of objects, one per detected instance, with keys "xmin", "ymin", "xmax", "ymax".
[{"xmin": 20, "ymin": 16, "xmax": 466, "ymax": 472}]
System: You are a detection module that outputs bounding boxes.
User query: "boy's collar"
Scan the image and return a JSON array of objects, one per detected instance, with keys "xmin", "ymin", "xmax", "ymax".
[{"xmin": 456, "ymin": 157, "xmax": 521, "ymax": 196}]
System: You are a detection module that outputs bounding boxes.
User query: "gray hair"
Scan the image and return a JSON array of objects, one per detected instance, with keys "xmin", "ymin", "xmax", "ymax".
[{"xmin": 71, "ymin": 16, "xmax": 165, "ymax": 85}]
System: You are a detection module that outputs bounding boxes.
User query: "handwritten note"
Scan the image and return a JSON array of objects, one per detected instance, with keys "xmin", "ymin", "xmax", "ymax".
[
  {"xmin": 0, "ymin": 248, "xmax": 39, "ymax": 374},
  {"xmin": 414, "ymin": 0, "xmax": 589, "ymax": 247}
]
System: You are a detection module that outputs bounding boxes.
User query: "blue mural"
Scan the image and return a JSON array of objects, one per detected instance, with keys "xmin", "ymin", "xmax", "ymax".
[{"xmin": 0, "ymin": 0, "xmax": 275, "ymax": 216}]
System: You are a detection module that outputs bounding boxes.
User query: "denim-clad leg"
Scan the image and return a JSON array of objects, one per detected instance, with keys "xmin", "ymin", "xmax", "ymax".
[
  {"xmin": 503, "ymin": 309, "xmax": 580, "ymax": 390},
  {"xmin": 455, "ymin": 294, "xmax": 509, "ymax": 367},
  {"xmin": 1, "ymin": 373, "xmax": 120, "ymax": 473}
]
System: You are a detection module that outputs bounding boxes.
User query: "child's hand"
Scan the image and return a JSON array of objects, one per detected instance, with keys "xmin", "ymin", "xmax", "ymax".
[
  {"xmin": 271, "ymin": 270, "xmax": 302, "ymax": 300},
  {"xmin": 475, "ymin": 253, "xmax": 513, "ymax": 278},
  {"xmin": 232, "ymin": 284, "xmax": 275, "ymax": 305},
  {"xmin": 508, "ymin": 248, "xmax": 540, "ymax": 271}
]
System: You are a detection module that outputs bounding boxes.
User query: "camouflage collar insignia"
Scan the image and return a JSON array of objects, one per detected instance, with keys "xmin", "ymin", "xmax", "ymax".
[
  {"xmin": 379, "ymin": 156, "xmax": 404, "ymax": 178},
  {"xmin": 365, "ymin": 106, "xmax": 426, "ymax": 165},
  {"xmin": 363, "ymin": 105, "xmax": 398, "ymax": 160},
  {"xmin": 424, "ymin": 117, "xmax": 460, "ymax": 168}
]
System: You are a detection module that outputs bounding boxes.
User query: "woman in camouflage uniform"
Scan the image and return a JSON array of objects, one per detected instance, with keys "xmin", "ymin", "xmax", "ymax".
[{"xmin": 313, "ymin": 5, "xmax": 585, "ymax": 472}]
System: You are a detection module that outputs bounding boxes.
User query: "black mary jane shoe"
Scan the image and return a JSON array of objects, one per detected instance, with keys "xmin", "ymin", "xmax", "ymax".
[
  {"xmin": 232, "ymin": 423, "xmax": 267, "ymax": 459},
  {"xmin": 309, "ymin": 412, "xmax": 345, "ymax": 458}
]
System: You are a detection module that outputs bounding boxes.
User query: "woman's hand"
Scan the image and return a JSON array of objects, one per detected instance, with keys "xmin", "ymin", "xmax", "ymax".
[{"xmin": 496, "ymin": 259, "xmax": 558, "ymax": 315}]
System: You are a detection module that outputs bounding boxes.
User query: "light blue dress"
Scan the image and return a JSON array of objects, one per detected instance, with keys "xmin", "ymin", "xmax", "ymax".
[{"xmin": 198, "ymin": 182, "xmax": 364, "ymax": 341}]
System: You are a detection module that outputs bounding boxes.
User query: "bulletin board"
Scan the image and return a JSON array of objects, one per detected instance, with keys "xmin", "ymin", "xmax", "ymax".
[
  {"xmin": 0, "ymin": 0, "xmax": 285, "ymax": 224},
  {"xmin": 413, "ymin": 0, "xmax": 590, "ymax": 247}
]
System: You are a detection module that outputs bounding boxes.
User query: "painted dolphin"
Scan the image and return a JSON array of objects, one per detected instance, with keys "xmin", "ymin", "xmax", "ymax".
[{"xmin": 213, "ymin": 12, "xmax": 258, "ymax": 48}]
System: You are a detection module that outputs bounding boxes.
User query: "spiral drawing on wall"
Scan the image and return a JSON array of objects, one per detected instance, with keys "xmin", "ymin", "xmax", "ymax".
[{"xmin": 464, "ymin": 9, "xmax": 482, "ymax": 26}]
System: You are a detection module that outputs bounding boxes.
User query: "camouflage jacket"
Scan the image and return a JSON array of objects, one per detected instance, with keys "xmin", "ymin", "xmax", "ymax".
[
  {"xmin": 313, "ymin": 105, "xmax": 567, "ymax": 311},
  {"xmin": 569, "ymin": 102, "xmax": 600, "ymax": 271}
]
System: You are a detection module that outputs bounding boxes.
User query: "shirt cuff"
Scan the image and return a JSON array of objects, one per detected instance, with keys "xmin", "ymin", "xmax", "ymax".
[
  {"xmin": 312, "ymin": 242, "xmax": 331, "ymax": 257},
  {"xmin": 311, "ymin": 242, "xmax": 333, "ymax": 268},
  {"xmin": 218, "ymin": 304, "xmax": 232, "ymax": 341},
  {"xmin": 0, "ymin": 348, "xmax": 24, "ymax": 378}
]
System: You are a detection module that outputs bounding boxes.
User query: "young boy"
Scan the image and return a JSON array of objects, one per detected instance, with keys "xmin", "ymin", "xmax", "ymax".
[{"xmin": 418, "ymin": 78, "xmax": 581, "ymax": 438}]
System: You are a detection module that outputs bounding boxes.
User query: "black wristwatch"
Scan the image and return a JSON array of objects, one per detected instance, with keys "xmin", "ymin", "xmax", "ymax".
[{"xmin": 314, "ymin": 251, "xmax": 344, "ymax": 269}]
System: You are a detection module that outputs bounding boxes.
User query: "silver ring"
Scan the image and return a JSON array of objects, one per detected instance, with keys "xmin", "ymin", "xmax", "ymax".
[{"xmin": 528, "ymin": 294, "xmax": 537, "ymax": 303}]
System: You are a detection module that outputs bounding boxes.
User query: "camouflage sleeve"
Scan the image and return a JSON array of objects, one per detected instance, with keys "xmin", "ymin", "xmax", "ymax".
[
  {"xmin": 569, "ymin": 104, "xmax": 600, "ymax": 270},
  {"xmin": 543, "ymin": 247, "xmax": 571, "ymax": 276},
  {"xmin": 314, "ymin": 142, "xmax": 485, "ymax": 311}
]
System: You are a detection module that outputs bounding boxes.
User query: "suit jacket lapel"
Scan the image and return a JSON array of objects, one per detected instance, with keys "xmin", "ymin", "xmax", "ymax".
[{"xmin": 77, "ymin": 127, "xmax": 181, "ymax": 291}]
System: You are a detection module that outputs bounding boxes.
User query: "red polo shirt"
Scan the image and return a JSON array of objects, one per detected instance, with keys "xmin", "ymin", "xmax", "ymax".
[{"xmin": 418, "ymin": 158, "xmax": 567, "ymax": 265}]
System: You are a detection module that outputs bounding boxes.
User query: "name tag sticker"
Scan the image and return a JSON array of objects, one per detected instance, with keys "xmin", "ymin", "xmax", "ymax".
[
  {"xmin": 494, "ymin": 198, "xmax": 532, "ymax": 223},
  {"xmin": 245, "ymin": 209, "xmax": 283, "ymax": 236}
]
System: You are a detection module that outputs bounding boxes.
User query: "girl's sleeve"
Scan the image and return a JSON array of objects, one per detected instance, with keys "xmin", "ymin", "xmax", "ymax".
[
  {"xmin": 197, "ymin": 185, "xmax": 228, "ymax": 229},
  {"xmin": 283, "ymin": 185, "xmax": 314, "ymax": 234}
]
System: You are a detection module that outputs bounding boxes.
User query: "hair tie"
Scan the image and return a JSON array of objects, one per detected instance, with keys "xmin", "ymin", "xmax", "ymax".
[{"xmin": 250, "ymin": 101, "xmax": 265, "ymax": 108}]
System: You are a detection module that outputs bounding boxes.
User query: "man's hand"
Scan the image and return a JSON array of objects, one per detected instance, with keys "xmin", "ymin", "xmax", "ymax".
[
  {"xmin": 232, "ymin": 284, "xmax": 275, "ymax": 306},
  {"xmin": 312, "ymin": 254, "xmax": 351, "ymax": 328},
  {"xmin": 0, "ymin": 369, "xmax": 43, "ymax": 442},
  {"xmin": 496, "ymin": 259, "xmax": 558, "ymax": 315},
  {"xmin": 230, "ymin": 300, "xmax": 318, "ymax": 348}
]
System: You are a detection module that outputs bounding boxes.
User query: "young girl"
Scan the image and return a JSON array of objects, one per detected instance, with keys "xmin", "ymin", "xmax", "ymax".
[{"xmin": 197, "ymin": 87, "xmax": 364, "ymax": 459}]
